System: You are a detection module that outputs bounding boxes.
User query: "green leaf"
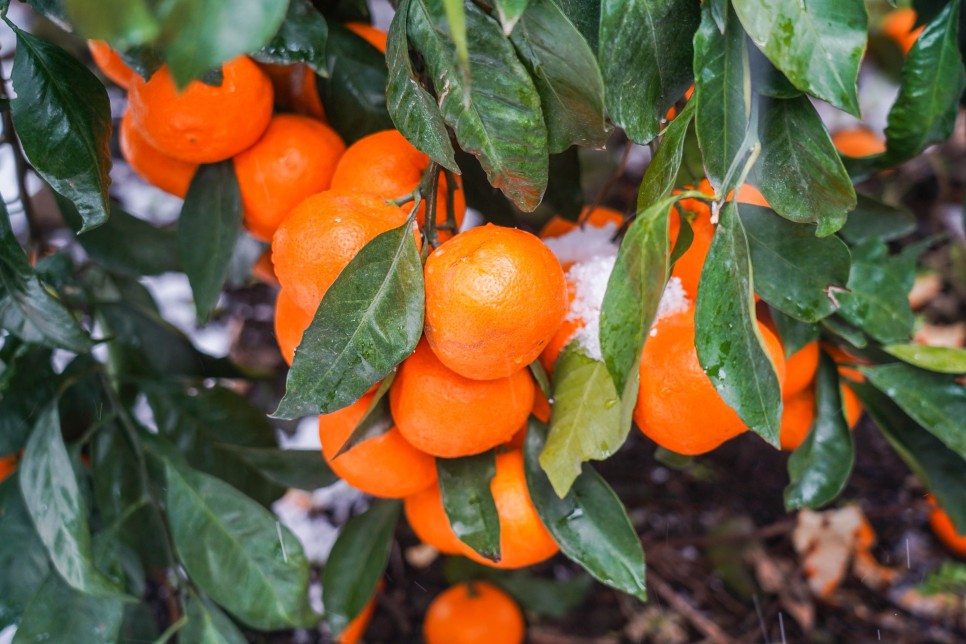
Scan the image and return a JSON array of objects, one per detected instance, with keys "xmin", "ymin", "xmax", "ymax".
[
  {"xmin": 838, "ymin": 194, "xmax": 916, "ymax": 245},
  {"xmin": 600, "ymin": 194, "xmax": 676, "ymax": 396},
  {"xmin": 386, "ymin": 0, "xmax": 458, "ymax": 172},
  {"xmin": 322, "ymin": 500, "xmax": 399, "ymax": 637},
  {"xmin": 178, "ymin": 161, "xmax": 242, "ymax": 322},
  {"xmin": 154, "ymin": 0, "xmax": 288, "ymax": 87},
  {"xmin": 639, "ymin": 101, "xmax": 696, "ymax": 208},
  {"xmin": 768, "ymin": 307, "xmax": 819, "ymax": 358},
  {"xmin": 541, "ymin": 149, "xmax": 585, "ymax": 220},
  {"xmin": 20, "ymin": 405, "xmax": 121, "ymax": 597},
  {"xmin": 540, "ymin": 345, "xmax": 627, "ymax": 498},
  {"xmin": 0, "ymin": 477, "xmax": 50, "ymax": 629},
  {"xmin": 409, "ymin": 0, "xmax": 549, "ymax": 210},
  {"xmin": 599, "ymin": 0, "xmax": 699, "ymax": 144},
  {"xmin": 219, "ymin": 447, "xmax": 338, "ymax": 491},
  {"xmin": 9, "ymin": 27, "xmax": 112, "ymax": 231},
  {"xmin": 739, "ymin": 204, "xmax": 851, "ymax": 322},
  {"xmin": 438, "ymin": 452, "xmax": 501, "ymax": 561},
  {"xmin": 852, "ymin": 381, "xmax": 966, "ymax": 533},
  {"xmin": 836, "ymin": 240, "xmax": 915, "ymax": 344},
  {"xmin": 784, "ymin": 353, "xmax": 855, "ymax": 509},
  {"xmin": 63, "ymin": 0, "xmax": 158, "ymax": 49},
  {"xmin": 22, "ymin": 0, "xmax": 68, "ymax": 23},
  {"xmin": 695, "ymin": 202, "xmax": 782, "ymax": 446},
  {"xmin": 862, "ymin": 363, "xmax": 966, "ymax": 463},
  {"xmin": 164, "ymin": 460, "xmax": 317, "ymax": 630},
  {"xmin": 0, "ymin": 274, "xmax": 92, "ymax": 353},
  {"xmin": 753, "ymin": 96, "xmax": 856, "ymax": 236},
  {"xmin": 529, "ymin": 359, "xmax": 551, "ymax": 399},
  {"xmin": 883, "ymin": 344, "xmax": 966, "ymax": 375},
  {"xmin": 253, "ymin": 0, "xmax": 329, "ymax": 75},
  {"xmin": 182, "ymin": 591, "xmax": 247, "ymax": 644},
  {"xmin": 747, "ymin": 40, "xmax": 801, "ymax": 98},
  {"xmin": 334, "ymin": 385, "xmax": 395, "ymax": 457},
  {"xmin": 510, "ymin": 0, "xmax": 608, "ymax": 153},
  {"xmin": 441, "ymin": 0, "xmax": 469, "ymax": 86},
  {"xmin": 884, "ymin": 1, "xmax": 965, "ymax": 165},
  {"xmin": 496, "ymin": 0, "xmax": 531, "ymax": 33},
  {"xmin": 13, "ymin": 573, "xmax": 124, "ymax": 643},
  {"xmin": 524, "ymin": 420, "xmax": 646, "ymax": 601},
  {"xmin": 693, "ymin": 2, "xmax": 749, "ymax": 189},
  {"xmin": 732, "ymin": 0, "xmax": 866, "ymax": 116},
  {"xmin": 317, "ymin": 23, "xmax": 394, "ymax": 145},
  {"xmin": 274, "ymin": 217, "xmax": 423, "ymax": 419},
  {"xmin": 556, "ymin": 0, "xmax": 600, "ymax": 51}
]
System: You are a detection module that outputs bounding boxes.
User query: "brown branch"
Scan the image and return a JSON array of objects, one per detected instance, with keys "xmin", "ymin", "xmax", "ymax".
[{"xmin": 647, "ymin": 569, "xmax": 736, "ymax": 644}]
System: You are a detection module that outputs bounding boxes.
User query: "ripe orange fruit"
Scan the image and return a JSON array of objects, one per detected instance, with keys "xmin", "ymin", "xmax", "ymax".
[
  {"xmin": 234, "ymin": 114, "xmax": 346, "ymax": 242},
  {"xmin": 539, "ymin": 205, "xmax": 624, "ymax": 240},
  {"xmin": 390, "ymin": 339, "xmax": 535, "ymax": 457},
  {"xmin": 831, "ymin": 128, "xmax": 887, "ymax": 158},
  {"xmin": 339, "ymin": 585, "xmax": 379, "ymax": 644},
  {"xmin": 272, "ymin": 191, "xmax": 413, "ymax": 316},
  {"xmin": 251, "ymin": 250, "xmax": 278, "ymax": 287},
  {"xmin": 404, "ymin": 483, "xmax": 467, "ymax": 555},
  {"xmin": 927, "ymin": 496, "xmax": 966, "ymax": 558},
  {"xmin": 635, "ymin": 306, "xmax": 787, "ymax": 455},
  {"xmin": 128, "ymin": 56, "xmax": 273, "ymax": 163},
  {"xmin": 346, "ymin": 22, "xmax": 388, "ymax": 53},
  {"xmin": 88, "ymin": 40, "xmax": 137, "ymax": 89},
  {"xmin": 292, "ymin": 66, "xmax": 326, "ymax": 121},
  {"xmin": 668, "ymin": 200, "xmax": 715, "ymax": 299},
  {"xmin": 0, "ymin": 453, "xmax": 17, "ymax": 484},
  {"xmin": 424, "ymin": 582, "xmax": 525, "ymax": 644},
  {"xmin": 423, "ymin": 224, "xmax": 568, "ymax": 380},
  {"xmin": 882, "ymin": 8, "xmax": 924, "ymax": 55},
  {"xmin": 274, "ymin": 289, "xmax": 313, "ymax": 365},
  {"xmin": 505, "ymin": 388, "xmax": 551, "ymax": 449},
  {"xmin": 779, "ymin": 387, "xmax": 816, "ymax": 451},
  {"xmin": 119, "ymin": 109, "xmax": 198, "ymax": 198},
  {"xmin": 331, "ymin": 130, "xmax": 466, "ymax": 242},
  {"xmin": 842, "ymin": 383, "xmax": 863, "ymax": 428},
  {"xmin": 318, "ymin": 392, "xmax": 437, "ymax": 498},
  {"xmin": 823, "ymin": 344, "xmax": 868, "ymax": 384},
  {"xmin": 784, "ymin": 341, "xmax": 820, "ymax": 398},
  {"xmin": 538, "ymin": 279, "xmax": 578, "ymax": 375},
  {"xmin": 258, "ymin": 62, "xmax": 300, "ymax": 109}
]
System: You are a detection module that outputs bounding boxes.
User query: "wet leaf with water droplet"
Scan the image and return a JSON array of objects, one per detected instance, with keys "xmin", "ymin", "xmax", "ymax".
[{"xmin": 438, "ymin": 451, "xmax": 501, "ymax": 561}]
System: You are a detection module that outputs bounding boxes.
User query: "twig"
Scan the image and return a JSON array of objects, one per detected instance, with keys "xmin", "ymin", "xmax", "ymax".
[{"xmin": 647, "ymin": 569, "xmax": 735, "ymax": 644}]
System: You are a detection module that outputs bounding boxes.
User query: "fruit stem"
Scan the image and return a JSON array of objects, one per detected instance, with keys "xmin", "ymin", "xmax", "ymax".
[
  {"xmin": 420, "ymin": 162, "xmax": 441, "ymax": 248},
  {"xmin": 442, "ymin": 168, "xmax": 459, "ymax": 235}
]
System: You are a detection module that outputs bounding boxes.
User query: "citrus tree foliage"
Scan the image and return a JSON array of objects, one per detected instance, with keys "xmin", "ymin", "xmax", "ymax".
[{"xmin": 1, "ymin": 0, "xmax": 965, "ymax": 638}]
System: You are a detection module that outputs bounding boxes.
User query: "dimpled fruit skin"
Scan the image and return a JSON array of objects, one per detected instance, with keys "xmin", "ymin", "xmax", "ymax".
[
  {"xmin": 424, "ymin": 582, "xmax": 525, "ymax": 644},
  {"xmin": 128, "ymin": 56, "xmax": 273, "ymax": 164},
  {"xmin": 318, "ymin": 393, "xmax": 437, "ymax": 499},
  {"xmin": 234, "ymin": 114, "xmax": 345, "ymax": 242},
  {"xmin": 119, "ymin": 110, "xmax": 198, "ymax": 198},
  {"xmin": 423, "ymin": 224, "xmax": 567, "ymax": 380},
  {"xmin": 271, "ymin": 191, "xmax": 411, "ymax": 316},
  {"xmin": 635, "ymin": 307, "xmax": 787, "ymax": 455},
  {"xmin": 390, "ymin": 339, "xmax": 534, "ymax": 458}
]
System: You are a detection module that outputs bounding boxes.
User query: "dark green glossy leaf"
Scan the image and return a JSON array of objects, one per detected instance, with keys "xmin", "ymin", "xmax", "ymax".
[
  {"xmin": 884, "ymin": 1, "xmax": 965, "ymax": 165},
  {"xmin": 836, "ymin": 240, "xmax": 915, "ymax": 345},
  {"xmin": 219, "ymin": 447, "xmax": 337, "ymax": 491},
  {"xmin": 63, "ymin": 0, "xmax": 158, "ymax": 49},
  {"xmin": 753, "ymin": 96, "xmax": 855, "ymax": 236},
  {"xmin": 541, "ymin": 149, "xmax": 585, "ymax": 220},
  {"xmin": 838, "ymin": 194, "xmax": 916, "ymax": 245},
  {"xmin": 862, "ymin": 363, "xmax": 966, "ymax": 462},
  {"xmin": 20, "ymin": 405, "xmax": 121, "ymax": 597},
  {"xmin": 182, "ymin": 591, "xmax": 247, "ymax": 644},
  {"xmin": 275, "ymin": 218, "xmax": 423, "ymax": 419},
  {"xmin": 22, "ymin": 0, "xmax": 68, "ymax": 22},
  {"xmin": 852, "ymin": 381, "xmax": 966, "ymax": 533},
  {"xmin": 438, "ymin": 452, "xmax": 501, "ymax": 561},
  {"xmin": 525, "ymin": 420, "xmax": 646, "ymax": 601},
  {"xmin": 557, "ymin": 0, "xmax": 599, "ymax": 51},
  {"xmin": 178, "ymin": 161, "xmax": 242, "ymax": 322},
  {"xmin": 155, "ymin": 0, "xmax": 287, "ymax": 86},
  {"xmin": 511, "ymin": 0, "xmax": 608, "ymax": 153},
  {"xmin": 747, "ymin": 40, "xmax": 801, "ymax": 98},
  {"xmin": 441, "ymin": 0, "xmax": 469, "ymax": 85},
  {"xmin": 9, "ymin": 27, "xmax": 111, "ymax": 231},
  {"xmin": 0, "ymin": 276, "xmax": 91, "ymax": 353},
  {"xmin": 784, "ymin": 353, "xmax": 855, "ymax": 509},
  {"xmin": 599, "ymin": 0, "xmax": 699, "ymax": 145},
  {"xmin": 639, "ymin": 101, "xmax": 696, "ymax": 208},
  {"xmin": 334, "ymin": 384, "xmax": 394, "ymax": 457},
  {"xmin": 317, "ymin": 23, "xmax": 394, "ymax": 145},
  {"xmin": 540, "ymin": 344, "xmax": 626, "ymax": 498},
  {"xmin": 496, "ymin": 0, "xmax": 531, "ymax": 33},
  {"xmin": 322, "ymin": 500, "xmax": 399, "ymax": 636},
  {"xmin": 253, "ymin": 0, "xmax": 329, "ymax": 75},
  {"xmin": 732, "ymin": 0, "xmax": 866, "ymax": 115},
  {"xmin": 739, "ymin": 204, "xmax": 851, "ymax": 322},
  {"xmin": 883, "ymin": 344, "xmax": 966, "ymax": 375},
  {"xmin": 119, "ymin": 603, "xmax": 159, "ymax": 642},
  {"xmin": 13, "ymin": 573, "xmax": 124, "ymax": 643},
  {"xmin": 409, "ymin": 0, "xmax": 548, "ymax": 211},
  {"xmin": 694, "ymin": 3, "xmax": 748, "ymax": 189},
  {"xmin": 386, "ymin": 0, "xmax": 458, "ymax": 172},
  {"xmin": 600, "ymin": 195, "xmax": 676, "ymax": 395},
  {"xmin": 822, "ymin": 316, "xmax": 868, "ymax": 349},
  {"xmin": 695, "ymin": 202, "xmax": 782, "ymax": 446},
  {"xmin": 454, "ymin": 150, "xmax": 520, "ymax": 227},
  {"xmin": 768, "ymin": 306, "xmax": 819, "ymax": 358},
  {"xmin": 164, "ymin": 460, "xmax": 317, "ymax": 630},
  {"xmin": 0, "ymin": 477, "xmax": 50, "ymax": 629}
]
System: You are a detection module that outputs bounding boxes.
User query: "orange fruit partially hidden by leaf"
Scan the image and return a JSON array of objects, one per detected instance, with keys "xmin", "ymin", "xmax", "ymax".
[
  {"xmin": 346, "ymin": 22, "xmax": 388, "ymax": 53},
  {"xmin": 539, "ymin": 205, "xmax": 624, "ymax": 240},
  {"xmin": 119, "ymin": 110, "xmax": 198, "ymax": 198},
  {"xmin": 424, "ymin": 581, "xmax": 525, "ymax": 644},
  {"xmin": 272, "ymin": 191, "xmax": 413, "ymax": 316},
  {"xmin": 928, "ymin": 496, "xmax": 966, "ymax": 558},
  {"xmin": 293, "ymin": 66, "xmax": 326, "ymax": 121},
  {"xmin": 882, "ymin": 8, "xmax": 924, "ymax": 55},
  {"xmin": 635, "ymin": 307, "xmax": 786, "ymax": 455},
  {"xmin": 668, "ymin": 199, "xmax": 715, "ymax": 300},
  {"xmin": 128, "ymin": 56, "xmax": 273, "ymax": 163},
  {"xmin": 0, "ymin": 453, "xmax": 17, "ymax": 484},
  {"xmin": 832, "ymin": 128, "xmax": 887, "ymax": 158},
  {"xmin": 842, "ymin": 384, "xmax": 863, "ymax": 428},
  {"xmin": 319, "ymin": 392, "xmax": 437, "ymax": 498},
  {"xmin": 780, "ymin": 387, "xmax": 816, "ymax": 451},
  {"xmin": 784, "ymin": 341, "xmax": 820, "ymax": 398},
  {"xmin": 405, "ymin": 484, "xmax": 466, "ymax": 555},
  {"xmin": 234, "ymin": 114, "xmax": 346, "ymax": 242},
  {"xmin": 88, "ymin": 40, "xmax": 138, "ymax": 89},
  {"xmin": 390, "ymin": 339, "xmax": 535, "ymax": 457},
  {"xmin": 424, "ymin": 224, "xmax": 568, "ymax": 380},
  {"xmin": 338, "ymin": 581, "xmax": 382, "ymax": 644},
  {"xmin": 275, "ymin": 289, "xmax": 313, "ymax": 366}
]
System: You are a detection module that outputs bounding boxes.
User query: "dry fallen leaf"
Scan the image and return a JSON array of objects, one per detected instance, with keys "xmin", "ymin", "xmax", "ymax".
[{"xmin": 909, "ymin": 272, "xmax": 943, "ymax": 310}]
